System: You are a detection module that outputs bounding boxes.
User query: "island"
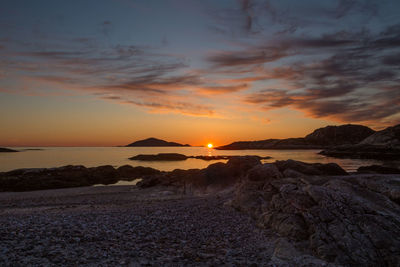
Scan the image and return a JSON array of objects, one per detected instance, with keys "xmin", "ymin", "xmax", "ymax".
[
  {"xmin": 125, "ymin": 137, "xmax": 190, "ymax": 147},
  {"xmin": 216, "ymin": 124, "xmax": 375, "ymax": 150}
]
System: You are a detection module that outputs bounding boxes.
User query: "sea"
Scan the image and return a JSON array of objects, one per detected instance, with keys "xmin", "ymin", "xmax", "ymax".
[{"xmin": 1, "ymin": 147, "xmax": 399, "ymax": 173}]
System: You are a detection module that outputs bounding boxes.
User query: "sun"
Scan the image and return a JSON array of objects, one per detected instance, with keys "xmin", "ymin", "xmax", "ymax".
[{"xmin": 207, "ymin": 143, "xmax": 213, "ymax": 148}]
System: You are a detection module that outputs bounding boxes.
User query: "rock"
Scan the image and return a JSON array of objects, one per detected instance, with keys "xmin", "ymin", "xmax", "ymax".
[
  {"xmin": 282, "ymin": 169, "xmax": 306, "ymax": 178},
  {"xmin": 129, "ymin": 153, "xmax": 188, "ymax": 161},
  {"xmin": 229, "ymin": 161, "xmax": 400, "ymax": 266},
  {"xmin": 191, "ymin": 155, "xmax": 271, "ymax": 161},
  {"xmin": 272, "ymin": 238, "xmax": 302, "ymax": 260},
  {"xmin": 275, "ymin": 159, "xmax": 347, "ymax": 176},
  {"xmin": 360, "ymin": 124, "xmax": 400, "ymax": 148},
  {"xmin": 247, "ymin": 164, "xmax": 283, "ymax": 182},
  {"xmin": 357, "ymin": 165, "xmax": 400, "ymax": 174},
  {"xmin": 125, "ymin": 137, "xmax": 190, "ymax": 147},
  {"xmin": 88, "ymin": 165, "xmax": 119, "ymax": 185},
  {"xmin": 320, "ymin": 124, "xmax": 400, "ymax": 159},
  {"xmin": 116, "ymin": 165, "xmax": 160, "ymax": 180},
  {"xmin": 0, "ymin": 164, "xmax": 161, "ymax": 191},
  {"xmin": 137, "ymin": 156, "xmax": 262, "ymax": 193},
  {"xmin": 0, "ymin": 147, "xmax": 18, "ymax": 152}
]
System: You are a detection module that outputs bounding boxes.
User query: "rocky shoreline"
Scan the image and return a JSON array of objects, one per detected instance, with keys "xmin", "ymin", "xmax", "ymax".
[{"xmin": 1, "ymin": 157, "xmax": 399, "ymax": 266}]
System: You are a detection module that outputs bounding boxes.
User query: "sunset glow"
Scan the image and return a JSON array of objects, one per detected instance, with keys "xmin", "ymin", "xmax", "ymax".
[
  {"xmin": 0, "ymin": 1, "xmax": 399, "ymax": 147},
  {"xmin": 207, "ymin": 143, "xmax": 213, "ymax": 148}
]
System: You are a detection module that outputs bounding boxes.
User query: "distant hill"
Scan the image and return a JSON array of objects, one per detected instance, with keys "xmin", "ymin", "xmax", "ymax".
[
  {"xmin": 216, "ymin": 124, "xmax": 375, "ymax": 150},
  {"xmin": 0, "ymin": 147, "xmax": 18, "ymax": 152},
  {"xmin": 126, "ymin": 138, "xmax": 190, "ymax": 147}
]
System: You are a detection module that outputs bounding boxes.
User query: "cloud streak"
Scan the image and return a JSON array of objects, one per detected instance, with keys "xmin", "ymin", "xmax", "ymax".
[
  {"xmin": 205, "ymin": 0, "xmax": 400, "ymax": 125},
  {"xmin": 1, "ymin": 0, "xmax": 400, "ymax": 125}
]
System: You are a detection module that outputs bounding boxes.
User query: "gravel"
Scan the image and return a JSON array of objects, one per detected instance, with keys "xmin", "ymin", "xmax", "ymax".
[{"xmin": 0, "ymin": 186, "xmax": 277, "ymax": 266}]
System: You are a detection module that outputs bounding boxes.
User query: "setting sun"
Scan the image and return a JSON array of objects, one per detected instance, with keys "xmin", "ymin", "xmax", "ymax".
[{"xmin": 207, "ymin": 143, "xmax": 213, "ymax": 148}]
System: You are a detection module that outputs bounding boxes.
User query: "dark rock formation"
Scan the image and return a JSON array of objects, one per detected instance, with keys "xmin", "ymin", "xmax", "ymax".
[
  {"xmin": 137, "ymin": 156, "xmax": 262, "ymax": 193},
  {"xmin": 216, "ymin": 124, "xmax": 374, "ymax": 150},
  {"xmin": 129, "ymin": 153, "xmax": 188, "ymax": 161},
  {"xmin": 360, "ymin": 124, "xmax": 400, "ymax": 147},
  {"xmin": 192, "ymin": 155, "xmax": 272, "ymax": 161},
  {"xmin": 129, "ymin": 153, "xmax": 272, "ymax": 161},
  {"xmin": 227, "ymin": 161, "xmax": 399, "ymax": 266},
  {"xmin": 1, "ymin": 157, "xmax": 399, "ymax": 265},
  {"xmin": 137, "ymin": 158, "xmax": 400, "ymax": 265},
  {"xmin": 357, "ymin": 165, "xmax": 400, "ymax": 174},
  {"xmin": 126, "ymin": 137, "xmax": 190, "ymax": 147},
  {"xmin": 320, "ymin": 124, "xmax": 400, "ymax": 159},
  {"xmin": 0, "ymin": 147, "xmax": 18, "ymax": 152},
  {"xmin": 0, "ymin": 165, "xmax": 160, "ymax": 192}
]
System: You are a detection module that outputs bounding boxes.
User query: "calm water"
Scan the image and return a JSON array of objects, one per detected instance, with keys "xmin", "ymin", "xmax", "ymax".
[{"xmin": 0, "ymin": 147, "xmax": 399, "ymax": 172}]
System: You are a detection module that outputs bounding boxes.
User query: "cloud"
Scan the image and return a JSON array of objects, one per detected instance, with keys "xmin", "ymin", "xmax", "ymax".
[
  {"xmin": 99, "ymin": 94, "xmax": 215, "ymax": 117},
  {"xmin": 196, "ymin": 83, "xmax": 249, "ymax": 95},
  {"xmin": 212, "ymin": 21, "xmax": 400, "ymax": 124},
  {"xmin": 208, "ymin": 46, "xmax": 287, "ymax": 67},
  {"xmin": 0, "ymin": 35, "xmax": 238, "ymax": 117},
  {"xmin": 1, "ymin": 0, "xmax": 400, "ymax": 125}
]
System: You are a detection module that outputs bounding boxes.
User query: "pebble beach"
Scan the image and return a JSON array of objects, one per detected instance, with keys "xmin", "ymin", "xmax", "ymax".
[{"xmin": 0, "ymin": 186, "xmax": 277, "ymax": 266}]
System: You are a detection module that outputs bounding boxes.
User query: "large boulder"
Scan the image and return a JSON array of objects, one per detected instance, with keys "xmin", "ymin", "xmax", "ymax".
[
  {"xmin": 137, "ymin": 156, "xmax": 262, "ymax": 193},
  {"xmin": 117, "ymin": 165, "xmax": 160, "ymax": 180},
  {"xmin": 275, "ymin": 159, "xmax": 348, "ymax": 176},
  {"xmin": 229, "ymin": 163, "xmax": 400, "ymax": 266}
]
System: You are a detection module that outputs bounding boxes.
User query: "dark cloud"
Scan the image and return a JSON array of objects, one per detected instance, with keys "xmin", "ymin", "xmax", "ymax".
[
  {"xmin": 208, "ymin": 46, "xmax": 287, "ymax": 67},
  {"xmin": 197, "ymin": 83, "xmax": 249, "ymax": 94},
  {"xmin": 101, "ymin": 20, "xmax": 113, "ymax": 37},
  {"xmin": 0, "ymin": 35, "xmax": 230, "ymax": 116},
  {"xmin": 382, "ymin": 53, "xmax": 400, "ymax": 66},
  {"xmin": 207, "ymin": 0, "xmax": 262, "ymax": 36},
  {"xmin": 214, "ymin": 21, "xmax": 400, "ymax": 124},
  {"xmin": 101, "ymin": 74, "xmax": 201, "ymax": 95}
]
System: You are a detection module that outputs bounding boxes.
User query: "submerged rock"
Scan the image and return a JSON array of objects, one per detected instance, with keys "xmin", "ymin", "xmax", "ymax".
[
  {"xmin": 0, "ymin": 147, "xmax": 18, "ymax": 152},
  {"xmin": 129, "ymin": 153, "xmax": 188, "ymax": 161}
]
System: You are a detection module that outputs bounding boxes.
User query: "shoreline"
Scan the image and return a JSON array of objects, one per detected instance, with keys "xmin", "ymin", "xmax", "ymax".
[
  {"xmin": 1, "ymin": 157, "xmax": 399, "ymax": 265},
  {"xmin": 0, "ymin": 185, "xmax": 280, "ymax": 266}
]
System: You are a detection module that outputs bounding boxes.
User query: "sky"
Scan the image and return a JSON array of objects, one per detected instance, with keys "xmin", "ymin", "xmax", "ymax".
[{"xmin": 1, "ymin": 0, "xmax": 400, "ymax": 146}]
